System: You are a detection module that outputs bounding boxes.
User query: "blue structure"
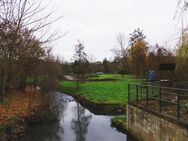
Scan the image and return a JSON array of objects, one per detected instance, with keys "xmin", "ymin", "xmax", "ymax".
[{"xmin": 147, "ymin": 70, "xmax": 156, "ymax": 82}]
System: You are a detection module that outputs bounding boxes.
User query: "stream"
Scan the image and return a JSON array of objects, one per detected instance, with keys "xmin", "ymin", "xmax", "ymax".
[{"xmin": 21, "ymin": 91, "xmax": 136, "ymax": 141}]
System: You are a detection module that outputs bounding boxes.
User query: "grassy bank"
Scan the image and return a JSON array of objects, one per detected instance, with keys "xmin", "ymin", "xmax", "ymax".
[
  {"xmin": 111, "ymin": 116, "xmax": 139, "ymax": 141},
  {"xmin": 111, "ymin": 116, "xmax": 127, "ymax": 133},
  {"xmin": 59, "ymin": 75, "xmax": 140, "ymax": 106}
]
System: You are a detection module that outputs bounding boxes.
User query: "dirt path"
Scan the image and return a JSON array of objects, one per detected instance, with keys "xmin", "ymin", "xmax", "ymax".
[{"xmin": 64, "ymin": 75, "xmax": 76, "ymax": 81}]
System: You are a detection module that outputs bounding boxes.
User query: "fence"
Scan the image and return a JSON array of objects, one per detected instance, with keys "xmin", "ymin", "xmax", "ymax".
[{"xmin": 128, "ymin": 83, "xmax": 188, "ymax": 124}]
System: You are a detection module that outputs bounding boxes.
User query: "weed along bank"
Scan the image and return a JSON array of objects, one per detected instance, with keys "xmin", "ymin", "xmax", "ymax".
[{"xmin": 127, "ymin": 83, "xmax": 188, "ymax": 141}]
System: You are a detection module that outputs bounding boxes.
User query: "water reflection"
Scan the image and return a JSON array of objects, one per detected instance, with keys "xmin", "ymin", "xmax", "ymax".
[
  {"xmin": 53, "ymin": 92, "xmax": 68, "ymax": 121},
  {"xmin": 20, "ymin": 92, "xmax": 127, "ymax": 141},
  {"xmin": 71, "ymin": 102, "xmax": 92, "ymax": 141},
  {"xmin": 22, "ymin": 122, "xmax": 63, "ymax": 141}
]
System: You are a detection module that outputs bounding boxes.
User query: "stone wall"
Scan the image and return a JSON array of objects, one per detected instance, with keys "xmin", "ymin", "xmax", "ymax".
[{"xmin": 127, "ymin": 104, "xmax": 188, "ymax": 141}]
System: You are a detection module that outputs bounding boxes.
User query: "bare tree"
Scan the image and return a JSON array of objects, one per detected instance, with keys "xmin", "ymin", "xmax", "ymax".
[
  {"xmin": 174, "ymin": 0, "xmax": 188, "ymax": 31},
  {"xmin": 87, "ymin": 54, "xmax": 96, "ymax": 73},
  {"xmin": 0, "ymin": 0, "xmax": 63, "ymax": 101},
  {"xmin": 173, "ymin": 1, "xmax": 188, "ymax": 80},
  {"xmin": 175, "ymin": 0, "xmax": 188, "ymax": 16},
  {"xmin": 176, "ymin": 29, "xmax": 188, "ymax": 80},
  {"xmin": 112, "ymin": 33, "xmax": 129, "ymax": 76},
  {"xmin": 0, "ymin": 0, "xmax": 63, "ymax": 43},
  {"xmin": 71, "ymin": 103, "xmax": 92, "ymax": 141},
  {"xmin": 72, "ymin": 40, "xmax": 88, "ymax": 89}
]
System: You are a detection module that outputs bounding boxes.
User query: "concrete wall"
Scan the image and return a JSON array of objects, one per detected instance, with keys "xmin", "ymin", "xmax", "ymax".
[{"xmin": 127, "ymin": 104, "xmax": 188, "ymax": 141}]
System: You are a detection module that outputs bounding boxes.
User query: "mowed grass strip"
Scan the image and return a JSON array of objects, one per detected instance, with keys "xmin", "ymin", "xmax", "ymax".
[
  {"xmin": 89, "ymin": 74, "xmax": 135, "ymax": 81},
  {"xmin": 59, "ymin": 79, "xmax": 139, "ymax": 106}
]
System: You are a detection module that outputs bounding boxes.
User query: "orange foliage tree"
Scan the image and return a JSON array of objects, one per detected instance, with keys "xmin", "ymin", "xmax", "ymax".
[{"xmin": 128, "ymin": 28, "xmax": 148, "ymax": 77}]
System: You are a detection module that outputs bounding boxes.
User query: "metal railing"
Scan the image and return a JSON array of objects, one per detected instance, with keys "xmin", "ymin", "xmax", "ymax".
[{"xmin": 128, "ymin": 83, "xmax": 188, "ymax": 123}]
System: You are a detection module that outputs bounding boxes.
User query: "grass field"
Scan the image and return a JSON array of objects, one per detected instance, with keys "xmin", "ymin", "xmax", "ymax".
[
  {"xmin": 59, "ymin": 74, "xmax": 140, "ymax": 106},
  {"xmin": 88, "ymin": 74, "xmax": 135, "ymax": 80}
]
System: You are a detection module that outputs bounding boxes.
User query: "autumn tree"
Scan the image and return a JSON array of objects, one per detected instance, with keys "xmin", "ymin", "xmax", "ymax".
[{"xmin": 128, "ymin": 28, "xmax": 148, "ymax": 77}]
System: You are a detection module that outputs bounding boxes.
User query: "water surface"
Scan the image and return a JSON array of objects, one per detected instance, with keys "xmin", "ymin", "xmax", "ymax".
[{"xmin": 21, "ymin": 92, "xmax": 135, "ymax": 141}]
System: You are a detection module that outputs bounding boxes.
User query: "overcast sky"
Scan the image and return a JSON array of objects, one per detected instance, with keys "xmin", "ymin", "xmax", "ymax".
[{"xmin": 49, "ymin": 0, "xmax": 182, "ymax": 62}]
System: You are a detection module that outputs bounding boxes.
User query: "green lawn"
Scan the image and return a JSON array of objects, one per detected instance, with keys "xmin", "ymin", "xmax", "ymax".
[{"xmin": 59, "ymin": 78, "xmax": 140, "ymax": 106}]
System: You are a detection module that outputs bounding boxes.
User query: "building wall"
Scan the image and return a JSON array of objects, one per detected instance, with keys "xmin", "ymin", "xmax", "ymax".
[{"xmin": 128, "ymin": 104, "xmax": 188, "ymax": 141}]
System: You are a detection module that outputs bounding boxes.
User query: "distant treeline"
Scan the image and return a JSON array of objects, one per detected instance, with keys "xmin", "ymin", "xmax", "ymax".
[{"xmin": 64, "ymin": 29, "xmax": 188, "ymax": 82}]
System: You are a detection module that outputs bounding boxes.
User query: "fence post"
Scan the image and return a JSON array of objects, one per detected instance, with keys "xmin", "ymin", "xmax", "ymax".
[
  {"xmin": 177, "ymin": 92, "xmax": 180, "ymax": 120},
  {"xmin": 141, "ymin": 85, "xmax": 142, "ymax": 99},
  {"xmin": 146, "ymin": 85, "xmax": 149, "ymax": 107},
  {"xmin": 136, "ymin": 85, "xmax": 138, "ymax": 103},
  {"xmin": 159, "ymin": 87, "xmax": 162, "ymax": 113},
  {"xmin": 128, "ymin": 84, "xmax": 130, "ymax": 102}
]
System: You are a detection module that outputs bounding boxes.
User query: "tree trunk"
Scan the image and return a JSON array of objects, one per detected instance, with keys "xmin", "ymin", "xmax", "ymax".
[
  {"xmin": 1, "ymin": 74, "xmax": 7, "ymax": 101},
  {"xmin": 20, "ymin": 74, "xmax": 27, "ymax": 91}
]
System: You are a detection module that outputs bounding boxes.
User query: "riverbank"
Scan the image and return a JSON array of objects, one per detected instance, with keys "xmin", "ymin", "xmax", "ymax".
[
  {"xmin": 59, "ymin": 79, "xmax": 139, "ymax": 114},
  {"xmin": 111, "ymin": 116, "xmax": 139, "ymax": 141},
  {"xmin": 111, "ymin": 116, "xmax": 127, "ymax": 133},
  {"xmin": 58, "ymin": 81, "xmax": 124, "ymax": 114},
  {"xmin": 0, "ymin": 90, "xmax": 57, "ymax": 140}
]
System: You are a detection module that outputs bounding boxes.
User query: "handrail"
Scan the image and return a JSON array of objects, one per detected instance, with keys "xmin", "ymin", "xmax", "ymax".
[
  {"xmin": 129, "ymin": 83, "xmax": 188, "ymax": 91},
  {"xmin": 128, "ymin": 83, "xmax": 188, "ymax": 122}
]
